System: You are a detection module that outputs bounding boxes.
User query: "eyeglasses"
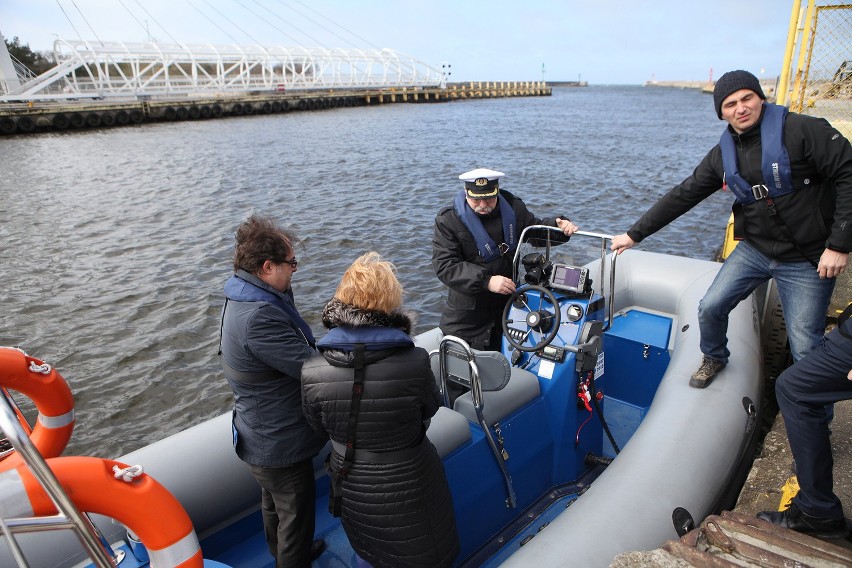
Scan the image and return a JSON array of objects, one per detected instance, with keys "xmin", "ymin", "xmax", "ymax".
[{"xmin": 281, "ymin": 258, "xmax": 298, "ymax": 268}]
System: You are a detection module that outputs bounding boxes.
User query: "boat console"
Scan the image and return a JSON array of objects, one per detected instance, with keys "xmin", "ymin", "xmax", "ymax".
[{"xmin": 501, "ymin": 227, "xmax": 614, "ymax": 375}]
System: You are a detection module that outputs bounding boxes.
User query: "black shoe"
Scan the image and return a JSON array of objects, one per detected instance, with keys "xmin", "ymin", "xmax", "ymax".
[
  {"xmin": 757, "ymin": 503, "xmax": 849, "ymax": 539},
  {"xmin": 310, "ymin": 539, "xmax": 326, "ymax": 560}
]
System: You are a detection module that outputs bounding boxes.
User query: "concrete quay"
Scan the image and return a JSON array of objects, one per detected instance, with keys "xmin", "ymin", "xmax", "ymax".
[{"xmin": 0, "ymin": 80, "xmax": 550, "ymax": 136}]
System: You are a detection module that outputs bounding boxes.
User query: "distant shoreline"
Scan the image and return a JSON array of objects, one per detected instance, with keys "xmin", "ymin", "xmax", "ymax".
[{"xmin": 644, "ymin": 78, "xmax": 777, "ymax": 97}]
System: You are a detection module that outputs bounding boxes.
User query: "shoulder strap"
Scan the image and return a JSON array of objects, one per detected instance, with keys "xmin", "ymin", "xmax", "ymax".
[
  {"xmin": 218, "ymin": 298, "xmax": 229, "ymax": 356},
  {"xmin": 329, "ymin": 343, "xmax": 366, "ymax": 517}
]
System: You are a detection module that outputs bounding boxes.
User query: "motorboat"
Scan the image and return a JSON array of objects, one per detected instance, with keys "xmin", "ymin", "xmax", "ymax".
[{"xmin": 0, "ymin": 228, "xmax": 764, "ymax": 567}]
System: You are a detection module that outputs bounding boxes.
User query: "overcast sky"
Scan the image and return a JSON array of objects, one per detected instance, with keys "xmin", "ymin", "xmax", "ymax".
[{"xmin": 1, "ymin": 0, "xmax": 794, "ymax": 84}]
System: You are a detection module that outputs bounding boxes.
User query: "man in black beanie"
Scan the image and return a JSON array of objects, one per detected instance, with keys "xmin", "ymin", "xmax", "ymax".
[
  {"xmin": 610, "ymin": 69, "xmax": 851, "ymax": 389},
  {"xmin": 712, "ymin": 69, "xmax": 766, "ymax": 120}
]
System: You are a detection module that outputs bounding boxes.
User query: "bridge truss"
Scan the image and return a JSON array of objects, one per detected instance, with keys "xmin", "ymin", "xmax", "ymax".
[{"xmin": 0, "ymin": 39, "xmax": 446, "ymax": 102}]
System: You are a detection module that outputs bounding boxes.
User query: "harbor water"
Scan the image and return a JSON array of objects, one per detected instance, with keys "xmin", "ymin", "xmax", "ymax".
[{"xmin": 0, "ymin": 85, "xmax": 734, "ymax": 457}]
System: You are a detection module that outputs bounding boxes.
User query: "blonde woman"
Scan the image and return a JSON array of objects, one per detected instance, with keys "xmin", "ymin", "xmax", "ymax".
[{"xmin": 301, "ymin": 252, "xmax": 459, "ymax": 568}]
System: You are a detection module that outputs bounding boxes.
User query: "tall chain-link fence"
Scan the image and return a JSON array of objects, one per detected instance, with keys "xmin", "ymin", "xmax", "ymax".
[{"xmin": 780, "ymin": 0, "xmax": 852, "ymax": 138}]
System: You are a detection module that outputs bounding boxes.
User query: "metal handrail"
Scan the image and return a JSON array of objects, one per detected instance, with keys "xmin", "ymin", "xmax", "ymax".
[
  {"xmin": 0, "ymin": 391, "xmax": 120, "ymax": 568},
  {"xmin": 512, "ymin": 226, "xmax": 618, "ymax": 330},
  {"xmin": 437, "ymin": 336, "xmax": 517, "ymax": 508}
]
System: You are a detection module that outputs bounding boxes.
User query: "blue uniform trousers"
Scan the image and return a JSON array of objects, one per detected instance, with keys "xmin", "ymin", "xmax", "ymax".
[
  {"xmin": 250, "ymin": 459, "xmax": 317, "ymax": 568},
  {"xmin": 775, "ymin": 317, "xmax": 852, "ymax": 519}
]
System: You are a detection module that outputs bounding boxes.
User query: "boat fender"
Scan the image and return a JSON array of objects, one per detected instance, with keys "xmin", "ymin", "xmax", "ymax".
[
  {"xmin": 69, "ymin": 113, "xmax": 85, "ymax": 128},
  {"xmin": 16, "ymin": 116, "xmax": 35, "ymax": 133},
  {"xmin": 2, "ymin": 456, "xmax": 204, "ymax": 568},
  {"xmin": 52, "ymin": 113, "xmax": 70, "ymax": 130},
  {"xmin": 0, "ymin": 347, "xmax": 74, "ymax": 472},
  {"xmin": 0, "ymin": 117, "xmax": 15, "ymax": 134}
]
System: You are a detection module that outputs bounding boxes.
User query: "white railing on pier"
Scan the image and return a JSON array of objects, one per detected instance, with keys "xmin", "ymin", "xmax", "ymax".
[{"xmin": 1, "ymin": 39, "xmax": 446, "ymax": 102}]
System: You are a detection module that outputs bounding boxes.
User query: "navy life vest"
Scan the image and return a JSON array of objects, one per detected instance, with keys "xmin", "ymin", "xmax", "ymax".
[
  {"xmin": 453, "ymin": 190, "xmax": 517, "ymax": 262},
  {"xmin": 720, "ymin": 103, "xmax": 794, "ymax": 205},
  {"xmin": 224, "ymin": 271, "xmax": 316, "ymax": 348}
]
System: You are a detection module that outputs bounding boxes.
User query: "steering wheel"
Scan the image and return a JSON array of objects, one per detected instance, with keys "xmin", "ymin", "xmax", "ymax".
[{"xmin": 502, "ymin": 285, "xmax": 562, "ymax": 352}]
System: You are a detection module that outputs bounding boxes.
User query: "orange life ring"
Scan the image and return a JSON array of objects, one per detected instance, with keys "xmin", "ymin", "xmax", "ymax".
[
  {"xmin": 0, "ymin": 347, "xmax": 75, "ymax": 471},
  {"xmin": 5, "ymin": 456, "xmax": 204, "ymax": 568}
]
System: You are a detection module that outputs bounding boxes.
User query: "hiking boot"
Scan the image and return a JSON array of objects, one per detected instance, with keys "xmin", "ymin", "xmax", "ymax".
[
  {"xmin": 757, "ymin": 503, "xmax": 850, "ymax": 539},
  {"xmin": 689, "ymin": 356, "xmax": 726, "ymax": 388}
]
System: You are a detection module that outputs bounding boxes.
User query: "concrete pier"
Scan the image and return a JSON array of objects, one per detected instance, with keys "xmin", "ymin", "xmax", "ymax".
[{"xmin": 0, "ymin": 81, "xmax": 550, "ymax": 136}]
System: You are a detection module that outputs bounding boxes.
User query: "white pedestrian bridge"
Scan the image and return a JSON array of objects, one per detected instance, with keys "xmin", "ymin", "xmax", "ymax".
[{"xmin": 0, "ymin": 38, "xmax": 446, "ymax": 102}]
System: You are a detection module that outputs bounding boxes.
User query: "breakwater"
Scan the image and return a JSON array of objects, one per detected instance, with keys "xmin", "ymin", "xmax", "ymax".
[
  {"xmin": 644, "ymin": 78, "xmax": 777, "ymax": 98},
  {"xmin": 0, "ymin": 81, "xmax": 550, "ymax": 136},
  {"xmin": 548, "ymin": 81, "xmax": 588, "ymax": 87}
]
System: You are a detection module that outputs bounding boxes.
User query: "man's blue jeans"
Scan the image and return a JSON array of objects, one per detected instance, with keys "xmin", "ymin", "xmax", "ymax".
[{"xmin": 698, "ymin": 241, "xmax": 836, "ymax": 364}]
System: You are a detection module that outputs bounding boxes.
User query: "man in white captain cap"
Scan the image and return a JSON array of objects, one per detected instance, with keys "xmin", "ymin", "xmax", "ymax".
[{"xmin": 432, "ymin": 167, "xmax": 578, "ymax": 351}]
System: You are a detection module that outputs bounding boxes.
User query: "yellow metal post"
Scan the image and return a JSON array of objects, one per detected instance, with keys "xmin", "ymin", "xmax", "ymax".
[
  {"xmin": 777, "ymin": 0, "xmax": 803, "ymax": 106},
  {"xmin": 791, "ymin": 0, "xmax": 816, "ymax": 113}
]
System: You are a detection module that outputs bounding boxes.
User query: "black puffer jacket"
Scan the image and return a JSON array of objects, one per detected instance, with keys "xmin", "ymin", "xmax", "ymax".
[
  {"xmin": 626, "ymin": 107, "xmax": 852, "ymax": 262},
  {"xmin": 301, "ymin": 300, "xmax": 459, "ymax": 568},
  {"xmin": 432, "ymin": 189, "xmax": 567, "ymax": 348}
]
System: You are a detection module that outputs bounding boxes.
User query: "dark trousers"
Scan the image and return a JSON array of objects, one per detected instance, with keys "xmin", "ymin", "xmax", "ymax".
[
  {"xmin": 249, "ymin": 459, "xmax": 316, "ymax": 568},
  {"xmin": 775, "ymin": 320, "xmax": 852, "ymax": 519}
]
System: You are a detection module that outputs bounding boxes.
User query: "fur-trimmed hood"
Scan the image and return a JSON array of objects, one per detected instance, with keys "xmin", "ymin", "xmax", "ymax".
[{"xmin": 322, "ymin": 298, "xmax": 415, "ymax": 335}]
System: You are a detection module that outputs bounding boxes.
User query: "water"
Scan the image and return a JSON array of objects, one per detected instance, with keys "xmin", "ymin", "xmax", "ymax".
[{"xmin": 0, "ymin": 86, "xmax": 734, "ymax": 457}]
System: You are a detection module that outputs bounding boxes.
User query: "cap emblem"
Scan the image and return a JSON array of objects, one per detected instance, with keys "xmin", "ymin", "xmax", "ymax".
[{"xmin": 475, "ymin": 178, "xmax": 489, "ymax": 186}]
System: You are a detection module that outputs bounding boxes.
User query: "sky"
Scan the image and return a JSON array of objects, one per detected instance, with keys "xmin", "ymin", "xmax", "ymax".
[{"xmin": 1, "ymin": 0, "xmax": 794, "ymax": 84}]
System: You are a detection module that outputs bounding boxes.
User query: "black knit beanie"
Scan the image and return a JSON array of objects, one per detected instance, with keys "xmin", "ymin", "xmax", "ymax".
[{"xmin": 713, "ymin": 70, "xmax": 766, "ymax": 119}]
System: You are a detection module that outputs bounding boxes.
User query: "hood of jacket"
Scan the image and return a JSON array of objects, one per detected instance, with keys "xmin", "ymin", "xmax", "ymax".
[{"xmin": 317, "ymin": 299, "xmax": 416, "ymax": 366}]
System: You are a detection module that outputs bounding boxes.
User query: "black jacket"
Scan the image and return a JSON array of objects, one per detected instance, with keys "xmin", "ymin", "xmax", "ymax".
[
  {"xmin": 301, "ymin": 301, "xmax": 459, "ymax": 568},
  {"xmin": 432, "ymin": 189, "xmax": 565, "ymax": 348},
  {"xmin": 626, "ymin": 107, "xmax": 852, "ymax": 262}
]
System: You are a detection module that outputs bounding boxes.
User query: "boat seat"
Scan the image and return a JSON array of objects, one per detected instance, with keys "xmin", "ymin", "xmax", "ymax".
[
  {"xmin": 426, "ymin": 406, "xmax": 472, "ymax": 458},
  {"xmin": 430, "ymin": 346, "xmax": 540, "ymax": 426}
]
